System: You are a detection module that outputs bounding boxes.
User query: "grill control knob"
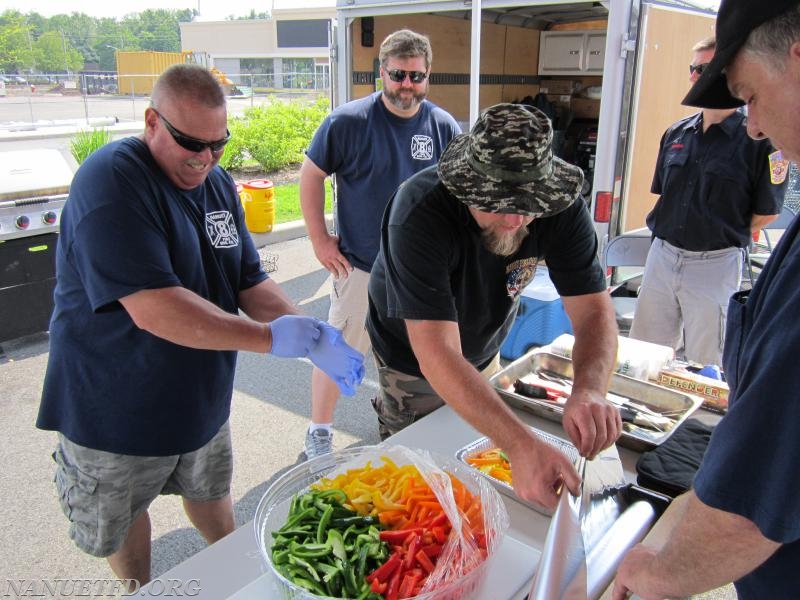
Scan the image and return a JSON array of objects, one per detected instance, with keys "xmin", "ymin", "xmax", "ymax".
[
  {"xmin": 43, "ymin": 211, "xmax": 58, "ymax": 225},
  {"xmin": 15, "ymin": 215, "xmax": 30, "ymax": 230}
]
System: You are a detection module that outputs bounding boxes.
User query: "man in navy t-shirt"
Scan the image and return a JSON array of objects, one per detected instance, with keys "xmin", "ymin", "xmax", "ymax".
[
  {"xmin": 613, "ymin": 1, "xmax": 800, "ymax": 598},
  {"xmin": 36, "ymin": 64, "xmax": 363, "ymax": 587},
  {"xmin": 299, "ymin": 29, "xmax": 460, "ymax": 459}
]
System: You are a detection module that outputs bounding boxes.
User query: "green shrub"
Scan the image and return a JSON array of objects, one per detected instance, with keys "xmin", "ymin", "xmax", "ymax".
[
  {"xmin": 70, "ymin": 129, "xmax": 112, "ymax": 164},
  {"xmin": 220, "ymin": 96, "xmax": 329, "ymax": 172}
]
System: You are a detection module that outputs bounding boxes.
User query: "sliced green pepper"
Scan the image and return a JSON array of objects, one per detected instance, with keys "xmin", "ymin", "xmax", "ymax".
[
  {"xmin": 316, "ymin": 503, "xmax": 334, "ymax": 544},
  {"xmin": 328, "ymin": 529, "xmax": 347, "ymax": 562},
  {"xmin": 330, "ymin": 515, "xmax": 380, "ymax": 528},
  {"xmin": 291, "ymin": 541, "xmax": 332, "ymax": 559},
  {"xmin": 288, "ymin": 554, "xmax": 322, "ymax": 582},
  {"xmin": 281, "ymin": 506, "xmax": 316, "ymax": 530}
]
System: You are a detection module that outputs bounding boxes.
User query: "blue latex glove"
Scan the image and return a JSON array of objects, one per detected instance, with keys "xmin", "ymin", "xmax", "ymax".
[
  {"xmin": 269, "ymin": 315, "xmax": 321, "ymax": 358},
  {"xmin": 308, "ymin": 321, "xmax": 365, "ymax": 396}
]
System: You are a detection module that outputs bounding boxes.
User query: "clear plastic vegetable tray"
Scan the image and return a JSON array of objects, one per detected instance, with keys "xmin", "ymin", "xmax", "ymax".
[{"xmin": 254, "ymin": 445, "xmax": 509, "ymax": 600}]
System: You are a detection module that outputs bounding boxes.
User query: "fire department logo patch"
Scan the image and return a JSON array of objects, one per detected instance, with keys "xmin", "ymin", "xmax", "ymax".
[
  {"xmin": 506, "ymin": 258, "xmax": 538, "ymax": 298},
  {"xmin": 410, "ymin": 135, "xmax": 434, "ymax": 160},
  {"xmin": 769, "ymin": 150, "xmax": 789, "ymax": 185},
  {"xmin": 205, "ymin": 211, "xmax": 239, "ymax": 248}
]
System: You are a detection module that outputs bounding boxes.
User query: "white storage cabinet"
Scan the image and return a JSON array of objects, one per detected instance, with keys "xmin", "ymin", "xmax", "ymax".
[{"xmin": 538, "ymin": 31, "xmax": 606, "ymax": 75}]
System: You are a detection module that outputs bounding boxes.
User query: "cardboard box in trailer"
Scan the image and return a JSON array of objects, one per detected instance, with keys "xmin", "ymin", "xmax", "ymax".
[{"xmin": 332, "ymin": 0, "xmax": 716, "ymax": 271}]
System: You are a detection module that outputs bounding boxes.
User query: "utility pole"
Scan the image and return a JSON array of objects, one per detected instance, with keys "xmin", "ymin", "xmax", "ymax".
[{"xmin": 60, "ymin": 30, "xmax": 70, "ymax": 75}]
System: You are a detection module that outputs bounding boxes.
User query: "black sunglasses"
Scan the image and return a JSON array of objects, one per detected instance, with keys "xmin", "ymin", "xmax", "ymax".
[
  {"xmin": 152, "ymin": 109, "xmax": 231, "ymax": 154},
  {"xmin": 689, "ymin": 63, "xmax": 710, "ymax": 76},
  {"xmin": 386, "ymin": 69, "xmax": 428, "ymax": 84}
]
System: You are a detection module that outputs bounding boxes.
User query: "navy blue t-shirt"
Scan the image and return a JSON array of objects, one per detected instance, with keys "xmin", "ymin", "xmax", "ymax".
[
  {"xmin": 305, "ymin": 92, "xmax": 461, "ymax": 272},
  {"xmin": 367, "ymin": 166, "xmax": 605, "ymax": 377},
  {"xmin": 37, "ymin": 137, "xmax": 268, "ymax": 456},
  {"xmin": 694, "ymin": 210, "xmax": 800, "ymax": 598},
  {"xmin": 647, "ymin": 110, "xmax": 785, "ymax": 251}
]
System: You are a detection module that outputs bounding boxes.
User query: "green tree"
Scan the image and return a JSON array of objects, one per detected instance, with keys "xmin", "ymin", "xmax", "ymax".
[
  {"xmin": 34, "ymin": 30, "xmax": 83, "ymax": 73},
  {"xmin": 0, "ymin": 10, "xmax": 35, "ymax": 73}
]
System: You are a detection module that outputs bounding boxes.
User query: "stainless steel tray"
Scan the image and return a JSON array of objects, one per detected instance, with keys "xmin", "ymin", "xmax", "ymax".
[
  {"xmin": 489, "ymin": 350, "xmax": 703, "ymax": 452},
  {"xmin": 455, "ymin": 427, "xmax": 580, "ymax": 516}
]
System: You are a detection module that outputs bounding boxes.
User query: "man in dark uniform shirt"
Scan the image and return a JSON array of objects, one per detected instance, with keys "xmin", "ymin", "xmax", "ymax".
[
  {"xmin": 614, "ymin": 3, "xmax": 800, "ymax": 597},
  {"xmin": 629, "ymin": 36, "xmax": 786, "ymax": 366}
]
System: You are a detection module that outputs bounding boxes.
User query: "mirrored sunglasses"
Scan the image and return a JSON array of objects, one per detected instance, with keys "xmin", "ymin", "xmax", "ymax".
[
  {"xmin": 386, "ymin": 69, "xmax": 428, "ymax": 84},
  {"xmin": 689, "ymin": 63, "xmax": 709, "ymax": 76},
  {"xmin": 153, "ymin": 109, "xmax": 230, "ymax": 154}
]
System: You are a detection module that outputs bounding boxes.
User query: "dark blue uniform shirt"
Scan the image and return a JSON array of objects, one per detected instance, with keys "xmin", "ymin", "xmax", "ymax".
[{"xmin": 646, "ymin": 110, "xmax": 785, "ymax": 251}]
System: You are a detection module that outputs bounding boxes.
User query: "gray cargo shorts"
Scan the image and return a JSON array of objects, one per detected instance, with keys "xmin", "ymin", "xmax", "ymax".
[
  {"xmin": 371, "ymin": 353, "xmax": 501, "ymax": 440},
  {"xmin": 52, "ymin": 421, "xmax": 233, "ymax": 557}
]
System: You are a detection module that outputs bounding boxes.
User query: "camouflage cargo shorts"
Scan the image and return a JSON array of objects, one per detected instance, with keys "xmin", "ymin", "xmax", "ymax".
[
  {"xmin": 52, "ymin": 421, "xmax": 233, "ymax": 557},
  {"xmin": 371, "ymin": 353, "xmax": 501, "ymax": 440}
]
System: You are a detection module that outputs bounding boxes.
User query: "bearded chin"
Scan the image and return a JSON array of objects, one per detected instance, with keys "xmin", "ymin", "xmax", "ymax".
[
  {"xmin": 384, "ymin": 87, "xmax": 427, "ymax": 110},
  {"xmin": 481, "ymin": 226, "xmax": 530, "ymax": 256}
]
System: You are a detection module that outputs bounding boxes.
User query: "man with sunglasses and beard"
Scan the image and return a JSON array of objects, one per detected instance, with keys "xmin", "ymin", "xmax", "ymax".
[
  {"xmin": 36, "ymin": 63, "xmax": 364, "ymax": 587},
  {"xmin": 629, "ymin": 36, "xmax": 786, "ymax": 367},
  {"xmin": 366, "ymin": 103, "xmax": 623, "ymax": 509},
  {"xmin": 299, "ymin": 29, "xmax": 460, "ymax": 459}
]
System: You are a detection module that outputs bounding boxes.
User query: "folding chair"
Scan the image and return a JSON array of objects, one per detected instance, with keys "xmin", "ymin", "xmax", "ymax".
[
  {"xmin": 603, "ymin": 234, "xmax": 653, "ymax": 334},
  {"xmin": 746, "ymin": 205, "xmax": 797, "ymax": 283}
]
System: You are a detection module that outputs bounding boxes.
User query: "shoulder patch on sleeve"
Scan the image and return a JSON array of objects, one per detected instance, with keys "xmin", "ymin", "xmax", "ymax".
[{"xmin": 769, "ymin": 150, "xmax": 789, "ymax": 185}]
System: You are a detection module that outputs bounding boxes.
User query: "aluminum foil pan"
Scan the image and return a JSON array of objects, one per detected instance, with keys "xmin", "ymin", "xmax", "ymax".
[
  {"xmin": 490, "ymin": 351, "xmax": 704, "ymax": 451},
  {"xmin": 455, "ymin": 427, "xmax": 580, "ymax": 516}
]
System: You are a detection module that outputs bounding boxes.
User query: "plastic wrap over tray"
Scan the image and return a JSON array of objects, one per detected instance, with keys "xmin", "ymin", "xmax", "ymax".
[
  {"xmin": 455, "ymin": 427, "xmax": 580, "ymax": 516},
  {"xmin": 489, "ymin": 351, "xmax": 703, "ymax": 451}
]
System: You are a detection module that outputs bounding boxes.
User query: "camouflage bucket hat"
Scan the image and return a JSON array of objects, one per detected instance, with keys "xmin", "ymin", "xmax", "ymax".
[{"xmin": 437, "ymin": 103, "xmax": 583, "ymax": 217}]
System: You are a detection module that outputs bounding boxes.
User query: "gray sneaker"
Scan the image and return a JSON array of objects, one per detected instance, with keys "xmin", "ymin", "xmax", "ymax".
[{"xmin": 304, "ymin": 428, "xmax": 333, "ymax": 460}]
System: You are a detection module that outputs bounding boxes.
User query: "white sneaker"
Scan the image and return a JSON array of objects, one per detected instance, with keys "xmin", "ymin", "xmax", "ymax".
[{"xmin": 304, "ymin": 428, "xmax": 333, "ymax": 460}]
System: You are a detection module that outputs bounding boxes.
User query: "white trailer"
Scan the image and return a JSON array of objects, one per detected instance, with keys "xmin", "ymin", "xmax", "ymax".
[{"xmin": 332, "ymin": 0, "xmax": 716, "ymax": 268}]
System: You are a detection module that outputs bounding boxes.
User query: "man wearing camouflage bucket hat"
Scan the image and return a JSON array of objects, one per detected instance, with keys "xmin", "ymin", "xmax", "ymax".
[
  {"xmin": 366, "ymin": 103, "xmax": 622, "ymax": 509},
  {"xmin": 613, "ymin": 1, "xmax": 800, "ymax": 599}
]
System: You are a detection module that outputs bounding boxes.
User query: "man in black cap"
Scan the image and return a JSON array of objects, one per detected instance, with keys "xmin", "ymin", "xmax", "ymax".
[
  {"xmin": 366, "ymin": 103, "xmax": 622, "ymax": 510},
  {"xmin": 613, "ymin": 2, "xmax": 800, "ymax": 599}
]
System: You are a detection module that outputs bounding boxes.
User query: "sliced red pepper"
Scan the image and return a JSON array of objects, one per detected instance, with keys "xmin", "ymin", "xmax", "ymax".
[
  {"xmin": 420, "ymin": 543, "xmax": 442, "ymax": 558},
  {"xmin": 370, "ymin": 579, "xmax": 387, "ymax": 594},
  {"xmin": 415, "ymin": 548, "xmax": 436, "ymax": 573},
  {"xmin": 428, "ymin": 512, "xmax": 449, "ymax": 528},
  {"xmin": 366, "ymin": 551, "xmax": 401, "ymax": 583},
  {"xmin": 379, "ymin": 528, "xmax": 422, "ymax": 545},
  {"xmin": 404, "ymin": 534, "xmax": 420, "ymax": 569},
  {"xmin": 398, "ymin": 572, "xmax": 421, "ymax": 599},
  {"xmin": 431, "ymin": 525, "xmax": 447, "ymax": 544},
  {"xmin": 385, "ymin": 564, "xmax": 403, "ymax": 600}
]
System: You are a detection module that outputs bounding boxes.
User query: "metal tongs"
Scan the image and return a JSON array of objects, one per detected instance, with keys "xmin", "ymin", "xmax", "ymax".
[{"xmin": 537, "ymin": 368, "xmax": 673, "ymax": 432}]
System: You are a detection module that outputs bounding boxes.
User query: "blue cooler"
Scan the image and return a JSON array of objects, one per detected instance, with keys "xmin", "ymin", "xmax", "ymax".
[{"xmin": 500, "ymin": 267, "xmax": 573, "ymax": 360}]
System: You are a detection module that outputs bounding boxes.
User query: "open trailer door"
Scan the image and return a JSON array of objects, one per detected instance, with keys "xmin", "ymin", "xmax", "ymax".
[{"xmin": 612, "ymin": 3, "xmax": 715, "ymax": 235}]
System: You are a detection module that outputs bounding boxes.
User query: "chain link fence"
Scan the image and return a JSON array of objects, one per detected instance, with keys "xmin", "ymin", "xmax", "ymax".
[{"xmin": 0, "ymin": 72, "xmax": 330, "ymax": 126}]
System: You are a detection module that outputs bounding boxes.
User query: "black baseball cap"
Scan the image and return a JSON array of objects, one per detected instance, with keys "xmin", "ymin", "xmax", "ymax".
[{"xmin": 683, "ymin": 0, "xmax": 800, "ymax": 109}]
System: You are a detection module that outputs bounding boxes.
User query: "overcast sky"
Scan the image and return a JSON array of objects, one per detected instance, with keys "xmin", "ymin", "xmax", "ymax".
[{"xmin": 0, "ymin": 0, "xmax": 333, "ymax": 21}]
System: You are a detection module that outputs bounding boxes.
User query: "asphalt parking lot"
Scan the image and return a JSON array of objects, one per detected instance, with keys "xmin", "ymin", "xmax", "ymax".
[{"xmin": 0, "ymin": 235, "xmax": 382, "ymax": 593}]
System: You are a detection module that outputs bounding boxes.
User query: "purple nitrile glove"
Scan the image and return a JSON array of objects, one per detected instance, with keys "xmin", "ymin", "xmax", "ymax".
[
  {"xmin": 308, "ymin": 321, "xmax": 365, "ymax": 396},
  {"xmin": 269, "ymin": 315, "xmax": 321, "ymax": 358}
]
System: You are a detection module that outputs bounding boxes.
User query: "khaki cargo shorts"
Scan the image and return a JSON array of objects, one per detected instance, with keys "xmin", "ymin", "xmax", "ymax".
[
  {"xmin": 327, "ymin": 267, "xmax": 371, "ymax": 356},
  {"xmin": 371, "ymin": 353, "xmax": 501, "ymax": 440},
  {"xmin": 52, "ymin": 421, "xmax": 232, "ymax": 557}
]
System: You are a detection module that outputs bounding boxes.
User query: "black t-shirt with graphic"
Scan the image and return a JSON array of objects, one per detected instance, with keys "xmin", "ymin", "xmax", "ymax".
[{"xmin": 366, "ymin": 166, "xmax": 606, "ymax": 377}]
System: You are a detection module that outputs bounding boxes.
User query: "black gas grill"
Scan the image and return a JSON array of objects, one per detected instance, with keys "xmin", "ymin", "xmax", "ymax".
[{"xmin": 0, "ymin": 150, "xmax": 72, "ymax": 342}]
